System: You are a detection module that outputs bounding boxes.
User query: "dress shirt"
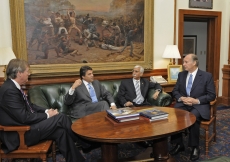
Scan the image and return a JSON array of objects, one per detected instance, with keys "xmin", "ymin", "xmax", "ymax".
[
  {"xmin": 178, "ymin": 68, "xmax": 200, "ymax": 104},
  {"xmin": 186, "ymin": 68, "xmax": 198, "ymax": 87}
]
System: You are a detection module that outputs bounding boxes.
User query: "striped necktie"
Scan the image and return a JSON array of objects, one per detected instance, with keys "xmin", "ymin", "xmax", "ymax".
[
  {"xmin": 134, "ymin": 80, "xmax": 143, "ymax": 104},
  {"xmin": 20, "ymin": 89, "xmax": 34, "ymax": 113}
]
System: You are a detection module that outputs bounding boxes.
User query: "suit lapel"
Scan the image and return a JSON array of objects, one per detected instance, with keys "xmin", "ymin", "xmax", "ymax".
[
  {"xmin": 191, "ymin": 69, "xmax": 202, "ymax": 93},
  {"xmin": 9, "ymin": 79, "xmax": 31, "ymax": 112},
  {"xmin": 182, "ymin": 71, "xmax": 188, "ymax": 93},
  {"xmin": 140, "ymin": 78, "xmax": 145, "ymax": 94},
  {"xmin": 129, "ymin": 79, "xmax": 136, "ymax": 94},
  {"xmin": 80, "ymin": 83, "xmax": 91, "ymax": 98}
]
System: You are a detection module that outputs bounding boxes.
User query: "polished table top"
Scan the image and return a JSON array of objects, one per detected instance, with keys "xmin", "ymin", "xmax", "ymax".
[{"xmin": 72, "ymin": 107, "xmax": 196, "ymax": 143}]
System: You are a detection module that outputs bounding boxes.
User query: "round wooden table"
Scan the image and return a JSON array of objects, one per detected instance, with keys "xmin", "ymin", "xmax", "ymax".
[{"xmin": 72, "ymin": 107, "xmax": 196, "ymax": 162}]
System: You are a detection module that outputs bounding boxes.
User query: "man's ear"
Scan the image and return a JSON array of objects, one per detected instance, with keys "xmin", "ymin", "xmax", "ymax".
[
  {"xmin": 140, "ymin": 73, "xmax": 143, "ymax": 77},
  {"xmin": 16, "ymin": 71, "xmax": 21, "ymax": 78}
]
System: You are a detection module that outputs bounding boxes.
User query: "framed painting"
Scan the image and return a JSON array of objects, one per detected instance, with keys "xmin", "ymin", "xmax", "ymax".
[
  {"xmin": 183, "ymin": 35, "xmax": 197, "ymax": 57},
  {"xmin": 9, "ymin": 0, "xmax": 153, "ymax": 77},
  {"xmin": 167, "ymin": 65, "xmax": 182, "ymax": 83},
  {"xmin": 189, "ymin": 0, "xmax": 213, "ymax": 9}
]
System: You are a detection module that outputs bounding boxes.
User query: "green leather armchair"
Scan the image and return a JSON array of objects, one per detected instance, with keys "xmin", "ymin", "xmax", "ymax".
[{"xmin": 28, "ymin": 80, "xmax": 172, "ymax": 117}]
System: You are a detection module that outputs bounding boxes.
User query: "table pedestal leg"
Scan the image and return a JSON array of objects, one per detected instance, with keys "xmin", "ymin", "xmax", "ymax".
[
  {"xmin": 101, "ymin": 143, "xmax": 118, "ymax": 162},
  {"xmin": 151, "ymin": 137, "xmax": 169, "ymax": 161}
]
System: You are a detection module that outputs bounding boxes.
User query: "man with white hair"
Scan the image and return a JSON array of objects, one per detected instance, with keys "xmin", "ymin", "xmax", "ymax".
[{"xmin": 116, "ymin": 65, "xmax": 162, "ymax": 107}]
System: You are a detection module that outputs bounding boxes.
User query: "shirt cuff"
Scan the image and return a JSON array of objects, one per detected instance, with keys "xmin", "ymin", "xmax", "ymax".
[
  {"xmin": 45, "ymin": 109, "xmax": 49, "ymax": 118},
  {"xmin": 111, "ymin": 103, "xmax": 116, "ymax": 106},
  {"xmin": 69, "ymin": 88, "xmax": 75, "ymax": 95}
]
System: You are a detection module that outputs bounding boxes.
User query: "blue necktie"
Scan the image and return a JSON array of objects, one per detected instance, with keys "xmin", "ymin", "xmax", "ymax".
[
  {"xmin": 88, "ymin": 84, "xmax": 98, "ymax": 103},
  {"xmin": 186, "ymin": 74, "xmax": 193, "ymax": 96}
]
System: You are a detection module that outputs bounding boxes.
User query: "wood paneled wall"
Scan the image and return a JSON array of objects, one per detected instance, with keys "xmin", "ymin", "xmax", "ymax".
[
  {"xmin": 0, "ymin": 69, "xmax": 167, "ymax": 91},
  {"xmin": 219, "ymin": 65, "xmax": 230, "ymax": 106}
]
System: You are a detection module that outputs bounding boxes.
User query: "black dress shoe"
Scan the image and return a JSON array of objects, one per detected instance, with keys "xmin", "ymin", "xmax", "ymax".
[
  {"xmin": 190, "ymin": 147, "xmax": 200, "ymax": 161},
  {"xmin": 169, "ymin": 144, "xmax": 185, "ymax": 155},
  {"xmin": 82, "ymin": 142, "xmax": 101, "ymax": 153},
  {"xmin": 137, "ymin": 140, "xmax": 152, "ymax": 148}
]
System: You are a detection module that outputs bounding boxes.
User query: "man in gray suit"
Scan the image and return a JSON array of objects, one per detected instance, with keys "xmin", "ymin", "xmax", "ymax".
[{"xmin": 65, "ymin": 66, "xmax": 117, "ymax": 119}]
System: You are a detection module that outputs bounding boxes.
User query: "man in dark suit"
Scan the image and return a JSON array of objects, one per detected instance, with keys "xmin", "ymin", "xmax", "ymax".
[
  {"xmin": 116, "ymin": 65, "xmax": 162, "ymax": 108},
  {"xmin": 65, "ymin": 65, "xmax": 117, "ymax": 119},
  {"xmin": 0, "ymin": 59, "xmax": 87, "ymax": 162},
  {"xmin": 169, "ymin": 54, "xmax": 216, "ymax": 161}
]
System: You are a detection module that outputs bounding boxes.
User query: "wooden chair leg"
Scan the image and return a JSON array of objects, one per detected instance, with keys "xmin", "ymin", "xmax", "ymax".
[
  {"xmin": 213, "ymin": 119, "xmax": 217, "ymax": 142},
  {"xmin": 205, "ymin": 129, "xmax": 209, "ymax": 155},
  {"xmin": 52, "ymin": 141, "xmax": 56, "ymax": 162}
]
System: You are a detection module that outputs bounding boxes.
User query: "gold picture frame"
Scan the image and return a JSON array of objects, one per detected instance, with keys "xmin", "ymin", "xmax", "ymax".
[
  {"xmin": 9, "ymin": 0, "xmax": 154, "ymax": 77},
  {"xmin": 189, "ymin": 0, "xmax": 213, "ymax": 9},
  {"xmin": 167, "ymin": 65, "xmax": 182, "ymax": 83}
]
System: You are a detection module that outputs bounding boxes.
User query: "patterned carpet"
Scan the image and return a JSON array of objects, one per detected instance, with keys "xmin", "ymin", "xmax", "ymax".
[
  {"xmin": 4, "ymin": 108, "xmax": 230, "ymax": 162},
  {"xmin": 172, "ymin": 108, "xmax": 230, "ymax": 162}
]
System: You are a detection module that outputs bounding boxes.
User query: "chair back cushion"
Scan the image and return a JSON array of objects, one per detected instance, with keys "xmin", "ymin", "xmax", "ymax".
[
  {"xmin": 100, "ymin": 80, "xmax": 121, "ymax": 103},
  {"xmin": 28, "ymin": 83, "xmax": 71, "ymax": 114},
  {"xmin": 28, "ymin": 80, "xmax": 172, "ymax": 116}
]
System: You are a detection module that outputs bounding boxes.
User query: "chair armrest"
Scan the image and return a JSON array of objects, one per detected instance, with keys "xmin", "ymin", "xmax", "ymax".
[
  {"xmin": 1, "ymin": 125, "xmax": 30, "ymax": 132},
  {"xmin": 0, "ymin": 125, "xmax": 30, "ymax": 149},
  {"xmin": 210, "ymin": 99, "xmax": 217, "ymax": 106},
  {"xmin": 147, "ymin": 89, "xmax": 172, "ymax": 106}
]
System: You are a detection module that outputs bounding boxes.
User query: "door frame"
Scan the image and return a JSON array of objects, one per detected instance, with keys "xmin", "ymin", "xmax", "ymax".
[{"xmin": 178, "ymin": 9, "xmax": 221, "ymax": 81}]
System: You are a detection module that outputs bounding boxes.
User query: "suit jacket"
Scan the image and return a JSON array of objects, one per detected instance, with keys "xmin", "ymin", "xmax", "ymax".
[
  {"xmin": 0, "ymin": 79, "xmax": 47, "ymax": 153},
  {"xmin": 172, "ymin": 69, "xmax": 216, "ymax": 120},
  {"xmin": 117, "ymin": 78, "xmax": 162, "ymax": 107},
  {"xmin": 64, "ymin": 80, "xmax": 115, "ymax": 119}
]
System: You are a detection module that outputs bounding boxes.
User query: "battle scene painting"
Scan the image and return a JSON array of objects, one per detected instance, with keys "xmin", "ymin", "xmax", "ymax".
[{"xmin": 24, "ymin": 0, "xmax": 145, "ymax": 65}]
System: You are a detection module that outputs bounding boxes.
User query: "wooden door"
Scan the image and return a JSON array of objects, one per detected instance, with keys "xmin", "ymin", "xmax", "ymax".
[{"xmin": 178, "ymin": 9, "xmax": 221, "ymax": 81}]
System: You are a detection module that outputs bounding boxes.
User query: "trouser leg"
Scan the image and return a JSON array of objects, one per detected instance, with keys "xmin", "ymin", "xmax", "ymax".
[
  {"xmin": 25, "ymin": 114, "xmax": 86, "ymax": 162},
  {"xmin": 171, "ymin": 133, "xmax": 183, "ymax": 145},
  {"xmin": 188, "ymin": 108, "xmax": 201, "ymax": 147},
  {"xmin": 45, "ymin": 127, "xmax": 85, "ymax": 162},
  {"xmin": 86, "ymin": 101, "xmax": 110, "ymax": 116}
]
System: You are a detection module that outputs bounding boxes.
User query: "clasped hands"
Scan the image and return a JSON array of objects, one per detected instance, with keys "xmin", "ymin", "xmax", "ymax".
[
  {"xmin": 47, "ymin": 108, "xmax": 59, "ymax": 117},
  {"xmin": 124, "ymin": 91, "xmax": 160, "ymax": 107},
  {"xmin": 180, "ymin": 96, "xmax": 199, "ymax": 106}
]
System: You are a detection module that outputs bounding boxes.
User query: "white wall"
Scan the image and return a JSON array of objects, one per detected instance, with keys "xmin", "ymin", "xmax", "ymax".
[
  {"xmin": 0, "ymin": 0, "xmax": 229, "ymax": 96},
  {"xmin": 154, "ymin": 0, "xmax": 175, "ymax": 68},
  {"xmin": 0, "ymin": 0, "xmax": 12, "ymax": 77}
]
